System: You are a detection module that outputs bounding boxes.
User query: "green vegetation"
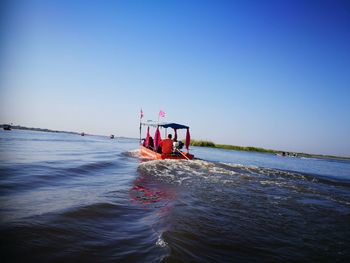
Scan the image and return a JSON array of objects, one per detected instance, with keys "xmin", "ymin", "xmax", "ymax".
[
  {"xmin": 188, "ymin": 139, "xmax": 350, "ymax": 160},
  {"xmin": 214, "ymin": 144, "xmax": 277, "ymax": 154},
  {"xmin": 189, "ymin": 140, "xmax": 276, "ymax": 153},
  {"xmin": 189, "ymin": 140, "xmax": 215, "ymax": 147}
]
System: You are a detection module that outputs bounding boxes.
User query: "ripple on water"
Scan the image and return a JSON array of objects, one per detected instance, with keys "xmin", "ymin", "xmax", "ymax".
[{"xmin": 1, "ymin": 132, "xmax": 350, "ymax": 262}]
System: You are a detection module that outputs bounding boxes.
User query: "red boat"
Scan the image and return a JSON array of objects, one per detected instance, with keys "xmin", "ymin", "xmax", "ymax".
[{"xmin": 139, "ymin": 121, "xmax": 194, "ymax": 160}]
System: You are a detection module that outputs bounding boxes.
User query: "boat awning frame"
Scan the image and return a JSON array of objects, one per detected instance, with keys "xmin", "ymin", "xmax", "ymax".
[{"xmin": 141, "ymin": 120, "xmax": 189, "ymax": 129}]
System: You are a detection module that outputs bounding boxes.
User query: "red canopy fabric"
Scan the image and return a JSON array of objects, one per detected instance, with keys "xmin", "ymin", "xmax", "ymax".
[
  {"xmin": 185, "ymin": 128, "xmax": 190, "ymax": 151},
  {"xmin": 154, "ymin": 127, "xmax": 162, "ymax": 150},
  {"xmin": 145, "ymin": 127, "xmax": 150, "ymax": 146}
]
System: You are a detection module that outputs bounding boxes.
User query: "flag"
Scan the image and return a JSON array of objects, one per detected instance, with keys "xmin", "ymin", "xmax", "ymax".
[
  {"xmin": 159, "ymin": 110, "xmax": 166, "ymax": 118},
  {"xmin": 140, "ymin": 109, "xmax": 144, "ymax": 119}
]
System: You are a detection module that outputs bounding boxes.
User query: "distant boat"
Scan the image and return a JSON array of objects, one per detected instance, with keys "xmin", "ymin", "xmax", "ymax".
[
  {"xmin": 110, "ymin": 135, "xmax": 114, "ymax": 139},
  {"xmin": 81, "ymin": 132, "xmax": 85, "ymax": 136},
  {"xmin": 3, "ymin": 124, "xmax": 11, "ymax": 131},
  {"xmin": 277, "ymin": 151, "xmax": 297, "ymax": 157}
]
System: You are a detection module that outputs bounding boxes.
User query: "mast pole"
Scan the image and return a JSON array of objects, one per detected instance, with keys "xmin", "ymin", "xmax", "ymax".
[
  {"xmin": 139, "ymin": 108, "xmax": 143, "ymax": 144},
  {"xmin": 139, "ymin": 121, "xmax": 141, "ymax": 144}
]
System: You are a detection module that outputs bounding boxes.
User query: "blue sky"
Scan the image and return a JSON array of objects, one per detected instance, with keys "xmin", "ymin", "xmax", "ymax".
[{"xmin": 1, "ymin": 0, "xmax": 350, "ymax": 156}]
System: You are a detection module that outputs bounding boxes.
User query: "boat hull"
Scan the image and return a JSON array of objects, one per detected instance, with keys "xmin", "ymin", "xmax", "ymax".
[{"xmin": 140, "ymin": 145, "xmax": 194, "ymax": 160}]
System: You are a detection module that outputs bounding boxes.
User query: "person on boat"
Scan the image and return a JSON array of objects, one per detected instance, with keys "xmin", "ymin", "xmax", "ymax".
[
  {"xmin": 173, "ymin": 139, "xmax": 184, "ymax": 150},
  {"xmin": 148, "ymin": 136, "xmax": 154, "ymax": 150},
  {"xmin": 160, "ymin": 134, "xmax": 173, "ymax": 154}
]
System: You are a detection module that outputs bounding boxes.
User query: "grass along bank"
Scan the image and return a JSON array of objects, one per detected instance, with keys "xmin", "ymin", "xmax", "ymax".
[
  {"xmin": 188, "ymin": 140, "xmax": 350, "ymax": 160},
  {"xmin": 189, "ymin": 140, "xmax": 276, "ymax": 154}
]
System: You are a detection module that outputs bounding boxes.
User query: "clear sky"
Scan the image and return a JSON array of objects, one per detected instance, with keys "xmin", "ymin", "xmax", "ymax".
[{"xmin": 1, "ymin": 0, "xmax": 350, "ymax": 156}]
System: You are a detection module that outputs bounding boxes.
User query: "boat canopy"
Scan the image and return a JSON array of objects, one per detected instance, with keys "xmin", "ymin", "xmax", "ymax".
[
  {"xmin": 140, "ymin": 120, "xmax": 191, "ymax": 151},
  {"xmin": 141, "ymin": 121, "xmax": 189, "ymax": 129}
]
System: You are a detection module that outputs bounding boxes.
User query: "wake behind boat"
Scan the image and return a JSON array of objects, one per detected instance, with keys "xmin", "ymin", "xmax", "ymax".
[{"xmin": 139, "ymin": 120, "xmax": 194, "ymax": 160}]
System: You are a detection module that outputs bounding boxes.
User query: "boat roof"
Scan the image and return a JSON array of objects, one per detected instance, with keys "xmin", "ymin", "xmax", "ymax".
[{"xmin": 141, "ymin": 120, "xmax": 189, "ymax": 129}]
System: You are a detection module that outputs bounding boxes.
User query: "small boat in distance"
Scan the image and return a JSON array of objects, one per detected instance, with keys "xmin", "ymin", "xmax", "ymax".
[
  {"xmin": 140, "ymin": 121, "xmax": 194, "ymax": 160},
  {"xmin": 81, "ymin": 132, "xmax": 85, "ymax": 136},
  {"xmin": 110, "ymin": 134, "xmax": 115, "ymax": 139},
  {"xmin": 3, "ymin": 124, "xmax": 11, "ymax": 131}
]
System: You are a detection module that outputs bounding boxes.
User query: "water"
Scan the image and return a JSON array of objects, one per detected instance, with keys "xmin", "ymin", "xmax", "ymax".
[{"xmin": 0, "ymin": 130, "xmax": 349, "ymax": 262}]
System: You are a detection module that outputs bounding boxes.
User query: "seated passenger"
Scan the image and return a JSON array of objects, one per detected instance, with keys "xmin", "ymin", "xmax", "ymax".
[
  {"xmin": 148, "ymin": 136, "xmax": 154, "ymax": 150},
  {"xmin": 160, "ymin": 134, "xmax": 173, "ymax": 154},
  {"xmin": 173, "ymin": 140, "xmax": 184, "ymax": 150}
]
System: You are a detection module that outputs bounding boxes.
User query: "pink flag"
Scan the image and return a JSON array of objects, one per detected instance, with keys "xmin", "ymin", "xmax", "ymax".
[
  {"xmin": 159, "ymin": 110, "xmax": 166, "ymax": 118},
  {"xmin": 140, "ymin": 109, "xmax": 144, "ymax": 119}
]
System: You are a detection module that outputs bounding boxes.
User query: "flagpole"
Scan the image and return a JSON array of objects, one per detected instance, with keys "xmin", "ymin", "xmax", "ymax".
[
  {"xmin": 139, "ymin": 108, "xmax": 143, "ymax": 144},
  {"xmin": 139, "ymin": 122, "xmax": 141, "ymax": 144}
]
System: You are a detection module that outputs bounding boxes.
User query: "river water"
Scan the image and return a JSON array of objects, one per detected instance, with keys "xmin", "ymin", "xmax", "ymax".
[{"xmin": 0, "ymin": 130, "xmax": 349, "ymax": 262}]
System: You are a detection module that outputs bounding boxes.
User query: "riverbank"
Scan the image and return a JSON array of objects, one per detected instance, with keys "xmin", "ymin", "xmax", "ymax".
[
  {"xmin": 0, "ymin": 124, "xmax": 78, "ymax": 134},
  {"xmin": 189, "ymin": 140, "xmax": 350, "ymax": 161}
]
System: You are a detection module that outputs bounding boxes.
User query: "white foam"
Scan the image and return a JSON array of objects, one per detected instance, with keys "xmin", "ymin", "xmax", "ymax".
[
  {"xmin": 125, "ymin": 149, "xmax": 141, "ymax": 158},
  {"xmin": 156, "ymin": 235, "xmax": 168, "ymax": 248},
  {"xmin": 138, "ymin": 159, "xmax": 245, "ymax": 187},
  {"xmin": 221, "ymin": 162, "xmax": 259, "ymax": 169}
]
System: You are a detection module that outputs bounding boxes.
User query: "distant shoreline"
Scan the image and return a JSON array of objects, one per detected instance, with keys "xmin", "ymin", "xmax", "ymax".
[
  {"xmin": 2, "ymin": 125, "xmax": 348, "ymax": 160},
  {"xmin": 0, "ymin": 124, "xmax": 78, "ymax": 135},
  {"xmin": 189, "ymin": 140, "xmax": 350, "ymax": 161},
  {"xmin": 0, "ymin": 124, "xmax": 123, "ymax": 139}
]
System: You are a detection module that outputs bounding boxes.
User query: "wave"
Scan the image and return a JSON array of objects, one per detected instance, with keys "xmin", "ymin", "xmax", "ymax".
[
  {"xmin": 65, "ymin": 161, "xmax": 116, "ymax": 174},
  {"xmin": 61, "ymin": 202, "xmax": 124, "ymax": 220},
  {"xmin": 122, "ymin": 149, "xmax": 141, "ymax": 158},
  {"xmin": 0, "ymin": 160, "xmax": 120, "ymax": 195},
  {"xmin": 137, "ymin": 159, "xmax": 350, "ymax": 189}
]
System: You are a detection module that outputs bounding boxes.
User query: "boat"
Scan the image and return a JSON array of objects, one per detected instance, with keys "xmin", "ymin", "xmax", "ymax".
[
  {"xmin": 110, "ymin": 134, "xmax": 115, "ymax": 139},
  {"xmin": 140, "ymin": 121, "xmax": 194, "ymax": 160},
  {"xmin": 3, "ymin": 124, "xmax": 11, "ymax": 131}
]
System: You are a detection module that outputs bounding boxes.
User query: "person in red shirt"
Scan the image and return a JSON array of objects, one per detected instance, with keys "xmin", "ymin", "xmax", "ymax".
[{"xmin": 160, "ymin": 134, "xmax": 173, "ymax": 154}]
